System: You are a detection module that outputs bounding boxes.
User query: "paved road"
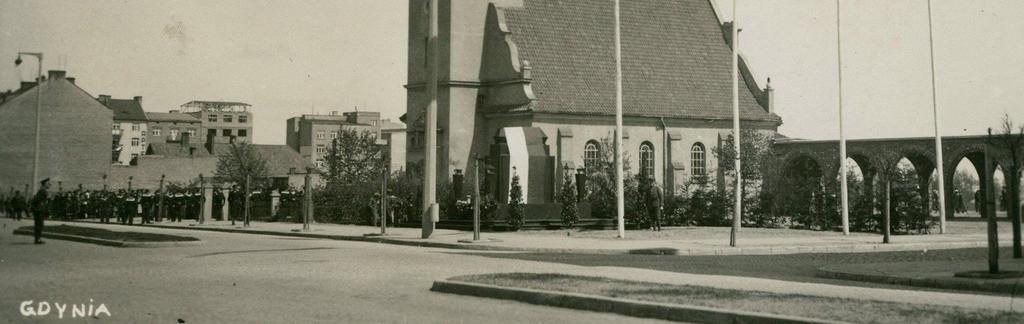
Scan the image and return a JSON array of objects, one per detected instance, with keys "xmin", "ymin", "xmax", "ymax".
[
  {"xmin": 467, "ymin": 246, "xmax": 1024, "ymax": 295},
  {"xmin": 0, "ymin": 219, "xmax": 667, "ymax": 324}
]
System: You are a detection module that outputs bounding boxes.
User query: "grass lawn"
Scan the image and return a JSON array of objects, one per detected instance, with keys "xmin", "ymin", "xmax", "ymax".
[
  {"xmin": 452, "ymin": 273, "xmax": 1023, "ymax": 324},
  {"xmin": 21, "ymin": 225, "xmax": 199, "ymax": 242}
]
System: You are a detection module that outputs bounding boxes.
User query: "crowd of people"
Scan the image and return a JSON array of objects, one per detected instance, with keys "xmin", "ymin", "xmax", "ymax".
[{"xmin": 0, "ymin": 184, "xmax": 230, "ymax": 224}]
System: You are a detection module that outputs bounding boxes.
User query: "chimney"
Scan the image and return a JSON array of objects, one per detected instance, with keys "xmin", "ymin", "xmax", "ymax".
[
  {"xmin": 98, "ymin": 95, "xmax": 112, "ymax": 104},
  {"xmin": 133, "ymin": 96, "xmax": 143, "ymax": 104},
  {"xmin": 766, "ymin": 78, "xmax": 775, "ymax": 114},
  {"xmin": 65, "ymin": 77, "xmax": 76, "ymax": 84},
  {"xmin": 47, "ymin": 70, "xmax": 66, "ymax": 80}
]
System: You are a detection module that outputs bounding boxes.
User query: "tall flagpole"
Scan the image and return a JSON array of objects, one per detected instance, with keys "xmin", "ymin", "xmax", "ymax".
[
  {"xmin": 837, "ymin": 0, "xmax": 850, "ymax": 235},
  {"xmin": 614, "ymin": 0, "xmax": 625, "ymax": 238},
  {"xmin": 927, "ymin": 0, "xmax": 947, "ymax": 234},
  {"xmin": 422, "ymin": 0, "xmax": 439, "ymax": 238},
  {"xmin": 729, "ymin": 0, "xmax": 742, "ymax": 247}
]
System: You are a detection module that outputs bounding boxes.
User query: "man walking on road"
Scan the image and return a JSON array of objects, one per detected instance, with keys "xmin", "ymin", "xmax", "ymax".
[{"xmin": 30, "ymin": 178, "xmax": 51, "ymax": 244}]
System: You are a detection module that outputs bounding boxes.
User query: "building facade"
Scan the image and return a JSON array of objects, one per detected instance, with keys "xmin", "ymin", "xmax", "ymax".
[
  {"xmin": 285, "ymin": 111, "xmax": 380, "ymax": 169},
  {"xmin": 381, "ymin": 119, "xmax": 407, "ymax": 173},
  {"xmin": 0, "ymin": 70, "xmax": 113, "ymax": 190},
  {"xmin": 404, "ymin": 0, "xmax": 782, "ymax": 202},
  {"xmin": 180, "ymin": 100, "xmax": 253, "ymax": 143},
  {"xmin": 100, "ymin": 95, "xmax": 148, "ymax": 165},
  {"xmin": 145, "ymin": 112, "xmax": 202, "ymax": 144}
]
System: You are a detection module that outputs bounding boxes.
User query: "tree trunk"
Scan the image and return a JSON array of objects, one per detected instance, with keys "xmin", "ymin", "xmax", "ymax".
[
  {"xmin": 985, "ymin": 143, "xmax": 999, "ymax": 273},
  {"xmin": 1010, "ymin": 166, "xmax": 1022, "ymax": 259},
  {"xmin": 884, "ymin": 177, "xmax": 891, "ymax": 244},
  {"xmin": 244, "ymin": 174, "xmax": 251, "ymax": 227}
]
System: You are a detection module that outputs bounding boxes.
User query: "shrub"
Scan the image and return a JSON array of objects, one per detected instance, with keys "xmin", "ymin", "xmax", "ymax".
[
  {"xmin": 558, "ymin": 171, "xmax": 579, "ymax": 229},
  {"xmin": 507, "ymin": 172, "xmax": 525, "ymax": 230}
]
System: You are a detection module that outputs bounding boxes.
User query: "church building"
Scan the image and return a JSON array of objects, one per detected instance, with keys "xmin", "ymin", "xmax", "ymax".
[{"xmin": 404, "ymin": 0, "xmax": 782, "ymax": 203}]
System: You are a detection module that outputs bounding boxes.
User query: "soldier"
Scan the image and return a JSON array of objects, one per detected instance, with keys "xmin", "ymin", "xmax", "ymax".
[
  {"xmin": 213, "ymin": 188, "xmax": 225, "ymax": 221},
  {"xmin": 0, "ymin": 190, "xmax": 7, "ymax": 218},
  {"xmin": 124, "ymin": 191, "xmax": 138, "ymax": 225},
  {"xmin": 30, "ymin": 178, "xmax": 51, "ymax": 244},
  {"xmin": 11, "ymin": 190, "xmax": 26, "ymax": 221},
  {"xmin": 97, "ymin": 191, "xmax": 110, "ymax": 223},
  {"xmin": 141, "ymin": 190, "xmax": 154, "ymax": 224},
  {"xmin": 646, "ymin": 177, "xmax": 664, "ymax": 232}
]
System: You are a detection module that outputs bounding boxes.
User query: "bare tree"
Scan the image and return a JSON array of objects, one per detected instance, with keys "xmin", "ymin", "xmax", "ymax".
[
  {"xmin": 995, "ymin": 114, "xmax": 1024, "ymax": 258},
  {"xmin": 216, "ymin": 141, "xmax": 269, "ymax": 227}
]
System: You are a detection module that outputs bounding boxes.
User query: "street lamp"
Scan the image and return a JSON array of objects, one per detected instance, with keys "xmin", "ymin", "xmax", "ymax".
[{"xmin": 15, "ymin": 52, "xmax": 43, "ymax": 194}]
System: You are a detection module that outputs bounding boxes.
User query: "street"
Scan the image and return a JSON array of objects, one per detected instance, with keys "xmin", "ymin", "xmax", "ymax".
[{"xmin": 0, "ymin": 219, "xmax": 666, "ymax": 324}]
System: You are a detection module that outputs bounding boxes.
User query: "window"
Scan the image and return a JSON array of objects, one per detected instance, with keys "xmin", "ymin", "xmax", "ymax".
[
  {"xmin": 317, "ymin": 131, "xmax": 326, "ymax": 140},
  {"xmin": 223, "ymin": 115, "xmax": 233, "ymax": 123},
  {"xmin": 330, "ymin": 131, "xmax": 338, "ymax": 140},
  {"xmin": 639, "ymin": 142, "xmax": 654, "ymax": 179},
  {"xmin": 141, "ymin": 136, "xmax": 146, "ymax": 144},
  {"xmin": 209, "ymin": 114, "xmax": 218, "ymax": 122},
  {"xmin": 691, "ymin": 143, "xmax": 706, "ymax": 177},
  {"xmin": 187, "ymin": 129, "xmax": 196, "ymax": 137},
  {"xmin": 316, "ymin": 159, "xmax": 326, "ymax": 169},
  {"xmin": 239, "ymin": 115, "xmax": 248, "ymax": 123},
  {"xmin": 113, "ymin": 123, "xmax": 120, "ymax": 130},
  {"xmin": 131, "ymin": 123, "xmax": 140, "ymax": 131},
  {"xmin": 169, "ymin": 129, "xmax": 180, "ymax": 139},
  {"xmin": 222, "ymin": 129, "xmax": 232, "ymax": 137},
  {"xmin": 141, "ymin": 130, "xmax": 147, "ymax": 137},
  {"xmin": 584, "ymin": 140, "xmax": 600, "ymax": 171},
  {"xmin": 316, "ymin": 145, "xmax": 327, "ymax": 154},
  {"xmin": 131, "ymin": 138, "xmax": 140, "ymax": 146},
  {"xmin": 152, "ymin": 128, "xmax": 161, "ymax": 136},
  {"xmin": 238, "ymin": 129, "xmax": 247, "ymax": 137}
]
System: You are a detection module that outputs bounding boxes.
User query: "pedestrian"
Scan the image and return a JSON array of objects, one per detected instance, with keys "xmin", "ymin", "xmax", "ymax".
[
  {"xmin": 12, "ymin": 190, "xmax": 26, "ymax": 221},
  {"xmin": 30, "ymin": 178, "xmax": 51, "ymax": 244},
  {"xmin": 646, "ymin": 177, "xmax": 664, "ymax": 232}
]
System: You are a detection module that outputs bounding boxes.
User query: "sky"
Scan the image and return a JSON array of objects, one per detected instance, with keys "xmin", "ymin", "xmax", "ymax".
[{"xmin": 2, "ymin": 0, "xmax": 1022, "ymax": 145}]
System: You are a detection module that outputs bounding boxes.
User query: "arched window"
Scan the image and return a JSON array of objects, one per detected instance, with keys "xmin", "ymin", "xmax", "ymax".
[
  {"xmin": 691, "ymin": 143, "xmax": 706, "ymax": 177},
  {"xmin": 584, "ymin": 140, "xmax": 600, "ymax": 171},
  {"xmin": 639, "ymin": 142, "xmax": 654, "ymax": 179}
]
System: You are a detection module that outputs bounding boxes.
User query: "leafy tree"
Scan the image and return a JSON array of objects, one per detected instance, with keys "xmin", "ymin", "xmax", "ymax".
[
  {"xmin": 318, "ymin": 129, "xmax": 387, "ymax": 224},
  {"xmin": 583, "ymin": 137, "xmax": 639, "ymax": 221},
  {"xmin": 558, "ymin": 168, "xmax": 579, "ymax": 229},
  {"xmin": 507, "ymin": 170, "xmax": 525, "ymax": 230},
  {"xmin": 215, "ymin": 141, "xmax": 269, "ymax": 226},
  {"xmin": 715, "ymin": 129, "xmax": 777, "ymax": 218}
]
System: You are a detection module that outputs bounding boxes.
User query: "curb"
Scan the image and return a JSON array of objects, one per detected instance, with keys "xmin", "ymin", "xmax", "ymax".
[
  {"xmin": 12, "ymin": 229, "xmax": 203, "ymax": 248},
  {"xmin": 430, "ymin": 279, "xmax": 849, "ymax": 324},
  {"xmin": 816, "ymin": 267, "xmax": 1024, "ymax": 295}
]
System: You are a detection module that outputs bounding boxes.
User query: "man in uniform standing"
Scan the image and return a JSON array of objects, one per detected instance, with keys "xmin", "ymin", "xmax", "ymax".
[
  {"xmin": 11, "ymin": 190, "xmax": 26, "ymax": 221},
  {"xmin": 30, "ymin": 178, "xmax": 51, "ymax": 244},
  {"xmin": 646, "ymin": 177, "xmax": 664, "ymax": 232}
]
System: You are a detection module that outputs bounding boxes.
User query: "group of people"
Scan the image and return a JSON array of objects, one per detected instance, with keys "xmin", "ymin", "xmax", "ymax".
[{"xmin": 0, "ymin": 184, "xmax": 229, "ymax": 225}]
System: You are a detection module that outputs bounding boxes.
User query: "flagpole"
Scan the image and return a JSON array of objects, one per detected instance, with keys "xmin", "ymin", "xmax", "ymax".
[
  {"xmin": 614, "ymin": 0, "xmax": 625, "ymax": 239},
  {"xmin": 837, "ymin": 0, "xmax": 850, "ymax": 235},
  {"xmin": 927, "ymin": 0, "xmax": 947, "ymax": 234},
  {"xmin": 729, "ymin": 0, "xmax": 742, "ymax": 247},
  {"xmin": 422, "ymin": 0, "xmax": 439, "ymax": 238}
]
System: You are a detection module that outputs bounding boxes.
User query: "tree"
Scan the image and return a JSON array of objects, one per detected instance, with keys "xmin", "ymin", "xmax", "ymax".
[
  {"xmin": 716, "ymin": 129, "xmax": 777, "ymax": 221},
  {"xmin": 584, "ymin": 137, "xmax": 639, "ymax": 221},
  {"xmin": 994, "ymin": 114, "xmax": 1024, "ymax": 258},
  {"xmin": 216, "ymin": 141, "xmax": 269, "ymax": 227},
  {"xmin": 317, "ymin": 129, "xmax": 387, "ymax": 224},
  {"xmin": 558, "ymin": 168, "xmax": 579, "ymax": 229},
  {"xmin": 507, "ymin": 170, "xmax": 525, "ymax": 231}
]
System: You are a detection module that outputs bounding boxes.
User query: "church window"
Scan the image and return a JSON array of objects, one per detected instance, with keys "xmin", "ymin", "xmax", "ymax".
[
  {"xmin": 584, "ymin": 140, "xmax": 600, "ymax": 171},
  {"xmin": 691, "ymin": 143, "xmax": 706, "ymax": 177},
  {"xmin": 639, "ymin": 142, "xmax": 654, "ymax": 179}
]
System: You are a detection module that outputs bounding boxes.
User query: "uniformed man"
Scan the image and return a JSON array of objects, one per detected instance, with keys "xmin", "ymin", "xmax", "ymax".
[
  {"xmin": 11, "ymin": 190, "xmax": 26, "ymax": 221},
  {"xmin": 213, "ymin": 188, "xmax": 225, "ymax": 221},
  {"xmin": 141, "ymin": 190, "xmax": 154, "ymax": 224},
  {"xmin": 124, "ymin": 191, "xmax": 138, "ymax": 225},
  {"xmin": 646, "ymin": 177, "xmax": 664, "ymax": 232},
  {"xmin": 30, "ymin": 178, "xmax": 51, "ymax": 244}
]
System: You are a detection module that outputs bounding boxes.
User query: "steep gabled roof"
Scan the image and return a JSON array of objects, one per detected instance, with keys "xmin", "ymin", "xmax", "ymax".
[
  {"xmin": 104, "ymin": 98, "xmax": 147, "ymax": 121},
  {"xmin": 493, "ymin": 0, "xmax": 778, "ymax": 122},
  {"xmin": 145, "ymin": 112, "xmax": 200, "ymax": 123}
]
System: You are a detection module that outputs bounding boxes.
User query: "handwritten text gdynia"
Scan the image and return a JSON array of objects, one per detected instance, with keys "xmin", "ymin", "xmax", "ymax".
[{"xmin": 20, "ymin": 300, "xmax": 111, "ymax": 319}]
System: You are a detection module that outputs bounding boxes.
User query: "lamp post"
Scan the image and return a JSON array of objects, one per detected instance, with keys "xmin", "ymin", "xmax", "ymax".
[{"xmin": 15, "ymin": 52, "xmax": 43, "ymax": 194}]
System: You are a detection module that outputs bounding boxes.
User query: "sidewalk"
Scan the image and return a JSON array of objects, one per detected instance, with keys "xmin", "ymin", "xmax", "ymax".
[{"xmin": 65, "ymin": 218, "xmax": 1016, "ymax": 256}]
